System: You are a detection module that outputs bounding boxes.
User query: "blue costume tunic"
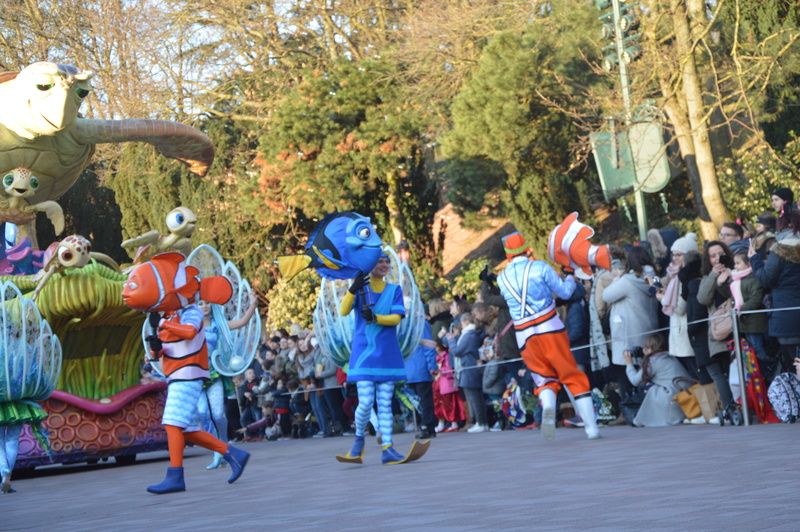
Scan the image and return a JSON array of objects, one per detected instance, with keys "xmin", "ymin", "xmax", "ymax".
[{"xmin": 347, "ymin": 283, "xmax": 406, "ymax": 382}]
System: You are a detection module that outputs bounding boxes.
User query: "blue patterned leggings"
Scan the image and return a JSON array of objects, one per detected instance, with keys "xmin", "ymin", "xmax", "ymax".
[
  {"xmin": 197, "ymin": 379, "xmax": 228, "ymax": 442},
  {"xmin": 355, "ymin": 381, "xmax": 395, "ymax": 446}
]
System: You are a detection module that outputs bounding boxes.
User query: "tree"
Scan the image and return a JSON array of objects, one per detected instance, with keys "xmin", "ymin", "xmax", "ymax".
[
  {"xmin": 440, "ymin": 19, "xmax": 601, "ymax": 254},
  {"xmin": 252, "ymin": 58, "xmax": 438, "ymax": 253}
]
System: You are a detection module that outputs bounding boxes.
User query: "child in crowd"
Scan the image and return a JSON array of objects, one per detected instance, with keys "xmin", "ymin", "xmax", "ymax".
[
  {"xmin": 727, "ymin": 251, "xmax": 775, "ymax": 382},
  {"xmin": 451, "ymin": 312, "xmax": 487, "ymax": 433},
  {"xmin": 482, "ymin": 340, "xmax": 507, "ymax": 431},
  {"xmin": 433, "ymin": 340, "xmax": 466, "ymax": 433},
  {"xmin": 271, "ymin": 378, "xmax": 292, "ymax": 439},
  {"xmin": 237, "ymin": 401, "xmax": 280, "ymax": 441},
  {"xmin": 288, "ymin": 379, "xmax": 311, "ymax": 438},
  {"xmin": 238, "ymin": 368, "xmax": 262, "ymax": 440}
]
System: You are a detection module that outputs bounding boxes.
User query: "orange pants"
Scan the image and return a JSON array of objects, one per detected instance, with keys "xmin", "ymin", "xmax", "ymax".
[{"xmin": 519, "ymin": 329, "xmax": 590, "ymax": 398}]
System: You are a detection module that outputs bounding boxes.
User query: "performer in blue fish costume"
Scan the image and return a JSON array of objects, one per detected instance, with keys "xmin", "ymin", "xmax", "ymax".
[
  {"xmin": 277, "ymin": 212, "xmax": 384, "ymax": 281},
  {"xmin": 335, "ymin": 254, "xmax": 411, "ymax": 464},
  {"xmin": 279, "ymin": 213, "xmax": 428, "ymax": 463}
]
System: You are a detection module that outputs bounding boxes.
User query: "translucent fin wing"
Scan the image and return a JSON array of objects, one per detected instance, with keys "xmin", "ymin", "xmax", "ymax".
[{"xmin": 0, "ymin": 281, "xmax": 62, "ymax": 403}]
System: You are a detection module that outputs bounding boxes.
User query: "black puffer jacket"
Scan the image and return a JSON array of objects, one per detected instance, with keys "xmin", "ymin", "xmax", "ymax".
[{"xmin": 750, "ymin": 237, "xmax": 800, "ymax": 339}]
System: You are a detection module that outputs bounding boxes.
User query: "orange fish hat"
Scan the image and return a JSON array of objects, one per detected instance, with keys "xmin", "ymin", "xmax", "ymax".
[
  {"xmin": 122, "ymin": 252, "xmax": 232, "ymax": 313},
  {"xmin": 548, "ymin": 213, "xmax": 611, "ymax": 276},
  {"xmin": 502, "ymin": 232, "xmax": 531, "ymax": 261}
]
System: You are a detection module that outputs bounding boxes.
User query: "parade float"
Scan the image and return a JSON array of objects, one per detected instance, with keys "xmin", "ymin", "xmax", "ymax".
[{"xmin": 0, "ymin": 61, "xmax": 258, "ymax": 471}]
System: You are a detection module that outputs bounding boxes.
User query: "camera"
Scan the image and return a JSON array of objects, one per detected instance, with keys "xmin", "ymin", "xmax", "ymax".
[
  {"xmin": 646, "ymin": 276, "xmax": 663, "ymax": 290},
  {"xmin": 629, "ymin": 346, "xmax": 645, "ymax": 360}
]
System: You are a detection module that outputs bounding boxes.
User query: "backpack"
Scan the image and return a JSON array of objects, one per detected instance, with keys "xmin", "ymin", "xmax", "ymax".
[{"xmin": 767, "ymin": 373, "xmax": 800, "ymax": 423}]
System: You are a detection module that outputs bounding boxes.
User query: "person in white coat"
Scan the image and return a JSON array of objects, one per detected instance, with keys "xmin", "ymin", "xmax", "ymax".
[{"xmin": 657, "ymin": 234, "xmax": 700, "ymax": 378}]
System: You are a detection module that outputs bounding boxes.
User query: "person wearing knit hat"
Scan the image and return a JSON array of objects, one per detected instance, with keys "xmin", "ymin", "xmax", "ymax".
[
  {"xmin": 772, "ymin": 187, "xmax": 794, "ymax": 214},
  {"xmin": 660, "ymin": 233, "xmax": 698, "ymax": 370},
  {"xmin": 670, "ymin": 233, "xmax": 698, "ymax": 255},
  {"xmin": 497, "ymin": 231, "xmax": 600, "ymax": 441}
]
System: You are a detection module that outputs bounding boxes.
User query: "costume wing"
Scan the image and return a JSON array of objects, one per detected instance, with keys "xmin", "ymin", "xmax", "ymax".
[
  {"xmin": 313, "ymin": 246, "xmax": 425, "ymax": 367},
  {"xmin": 0, "ymin": 281, "xmax": 62, "ymax": 403},
  {"xmin": 187, "ymin": 245, "xmax": 261, "ymax": 376}
]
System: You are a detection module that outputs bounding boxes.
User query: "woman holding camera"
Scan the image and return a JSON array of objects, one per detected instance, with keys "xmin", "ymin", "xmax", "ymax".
[
  {"xmin": 623, "ymin": 334, "xmax": 692, "ymax": 427},
  {"xmin": 695, "ymin": 241, "xmax": 735, "ymax": 417}
]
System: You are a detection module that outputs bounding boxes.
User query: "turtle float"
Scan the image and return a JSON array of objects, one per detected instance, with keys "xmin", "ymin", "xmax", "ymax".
[
  {"xmin": 0, "ymin": 61, "xmax": 215, "ymax": 217},
  {"xmin": 32, "ymin": 234, "xmax": 120, "ymax": 300},
  {"xmin": 0, "ymin": 167, "xmax": 65, "ymax": 242},
  {"xmin": 121, "ymin": 206, "xmax": 196, "ymax": 268}
]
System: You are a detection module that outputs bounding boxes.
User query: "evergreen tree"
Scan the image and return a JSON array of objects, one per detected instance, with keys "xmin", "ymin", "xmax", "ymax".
[
  {"xmin": 252, "ymin": 58, "xmax": 438, "ymax": 257},
  {"xmin": 441, "ymin": 20, "xmax": 601, "ymax": 253}
]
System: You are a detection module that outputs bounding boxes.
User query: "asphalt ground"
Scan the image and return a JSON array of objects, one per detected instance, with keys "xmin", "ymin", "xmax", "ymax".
[{"xmin": 2, "ymin": 422, "xmax": 799, "ymax": 531}]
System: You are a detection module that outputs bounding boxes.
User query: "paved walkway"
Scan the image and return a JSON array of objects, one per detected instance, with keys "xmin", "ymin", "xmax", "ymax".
[{"xmin": 2, "ymin": 422, "xmax": 799, "ymax": 531}]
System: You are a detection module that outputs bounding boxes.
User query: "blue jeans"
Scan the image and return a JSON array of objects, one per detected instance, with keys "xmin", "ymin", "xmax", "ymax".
[
  {"xmin": 745, "ymin": 333, "xmax": 770, "ymax": 362},
  {"xmin": 308, "ymin": 390, "xmax": 329, "ymax": 433}
]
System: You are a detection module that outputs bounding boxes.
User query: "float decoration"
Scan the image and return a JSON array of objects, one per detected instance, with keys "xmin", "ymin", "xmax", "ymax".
[
  {"xmin": 0, "ymin": 168, "xmax": 64, "ymax": 242},
  {"xmin": 2, "ymin": 238, "xmax": 46, "ymax": 276},
  {"xmin": 32, "ymin": 235, "xmax": 120, "ymax": 300},
  {"xmin": 0, "ymin": 280, "xmax": 62, "ymax": 454},
  {"xmin": 121, "ymin": 207, "xmax": 196, "ymax": 266},
  {"xmin": 186, "ymin": 244, "xmax": 260, "ymax": 376}
]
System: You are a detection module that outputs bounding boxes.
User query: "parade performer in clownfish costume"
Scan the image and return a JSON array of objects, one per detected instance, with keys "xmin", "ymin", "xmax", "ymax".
[
  {"xmin": 122, "ymin": 252, "xmax": 250, "ymax": 494},
  {"xmin": 497, "ymin": 232, "xmax": 601, "ymax": 441}
]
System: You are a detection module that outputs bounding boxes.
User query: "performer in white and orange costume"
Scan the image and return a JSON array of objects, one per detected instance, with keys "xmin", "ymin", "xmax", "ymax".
[
  {"xmin": 122, "ymin": 252, "xmax": 250, "ymax": 494},
  {"xmin": 497, "ymin": 232, "xmax": 600, "ymax": 441}
]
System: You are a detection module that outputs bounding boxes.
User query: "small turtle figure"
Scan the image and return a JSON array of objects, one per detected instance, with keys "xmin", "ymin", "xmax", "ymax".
[
  {"xmin": 0, "ymin": 167, "xmax": 64, "ymax": 244},
  {"xmin": 32, "ymin": 235, "xmax": 120, "ymax": 300},
  {"xmin": 121, "ymin": 206, "xmax": 197, "ymax": 265}
]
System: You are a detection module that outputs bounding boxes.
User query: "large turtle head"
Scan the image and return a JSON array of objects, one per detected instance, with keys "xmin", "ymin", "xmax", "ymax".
[
  {"xmin": 3, "ymin": 167, "xmax": 40, "ymax": 198},
  {"xmin": 3, "ymin": 62, "xmax": 94, "ymax": 139}
]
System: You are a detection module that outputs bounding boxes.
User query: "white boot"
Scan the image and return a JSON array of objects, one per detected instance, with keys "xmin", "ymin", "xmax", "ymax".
[
  {"xmin": 539, "ymin": 388, "xmax": 557, "ymax": 441},
  {"xmin": 575, "ymin": 395, "xmax": 601, "ymax": 440}
]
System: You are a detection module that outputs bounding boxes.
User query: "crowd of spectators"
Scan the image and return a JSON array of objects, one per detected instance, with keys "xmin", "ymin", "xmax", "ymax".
[{"xmin": 219, "ymin": 187, "xmax": 800, "ymax": 443}]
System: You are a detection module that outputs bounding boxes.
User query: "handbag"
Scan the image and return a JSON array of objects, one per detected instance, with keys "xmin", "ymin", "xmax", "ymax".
[
  {"xmin": 694, "ymin": 382, "xmax": 723, "ymax": 421},
  {"xmin": 673, "ymin": 377, "xmax": 702, "ymax": 420},
  {"xmin": 709, "ymin": 299, "xmax": 734, "ymax": 341}
]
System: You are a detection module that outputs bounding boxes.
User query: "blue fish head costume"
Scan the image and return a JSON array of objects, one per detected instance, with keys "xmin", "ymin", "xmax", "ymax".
[{"xmin": 277, "ymin": 212, "xmax": 383, "ymax": 281}]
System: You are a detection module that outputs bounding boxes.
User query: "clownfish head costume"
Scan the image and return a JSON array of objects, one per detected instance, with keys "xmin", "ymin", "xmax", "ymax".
[
  {"xmin": 122, "ymin": 251, "xmax": 232, "ymax": 313},
  {"xmin": 548, "ymin": 212, "xmax": 611, "ymax": 276}
]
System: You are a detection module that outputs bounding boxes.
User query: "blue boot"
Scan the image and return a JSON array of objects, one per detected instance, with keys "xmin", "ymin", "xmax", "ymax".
[
  {"xmin": 147, "ymin": 467, "xmax": 185, "ymax": 494},
  {"xmin": 381, "ymin": 444, "xmax": 405, "ymax": 465},
  {"xmin": 349, "ymin": 435, "xmax": 365, "ymax": 459},
  {"xmin": 334, "ymin": 435, "xmax": 365, "ymax": 463},
  {"xmin": 223, "ymin": 446, "xmax": 250, "ymax": 484},
  {"xmin": 206, "ymin": 452, "xmax": 226, "ymax": 469}
]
